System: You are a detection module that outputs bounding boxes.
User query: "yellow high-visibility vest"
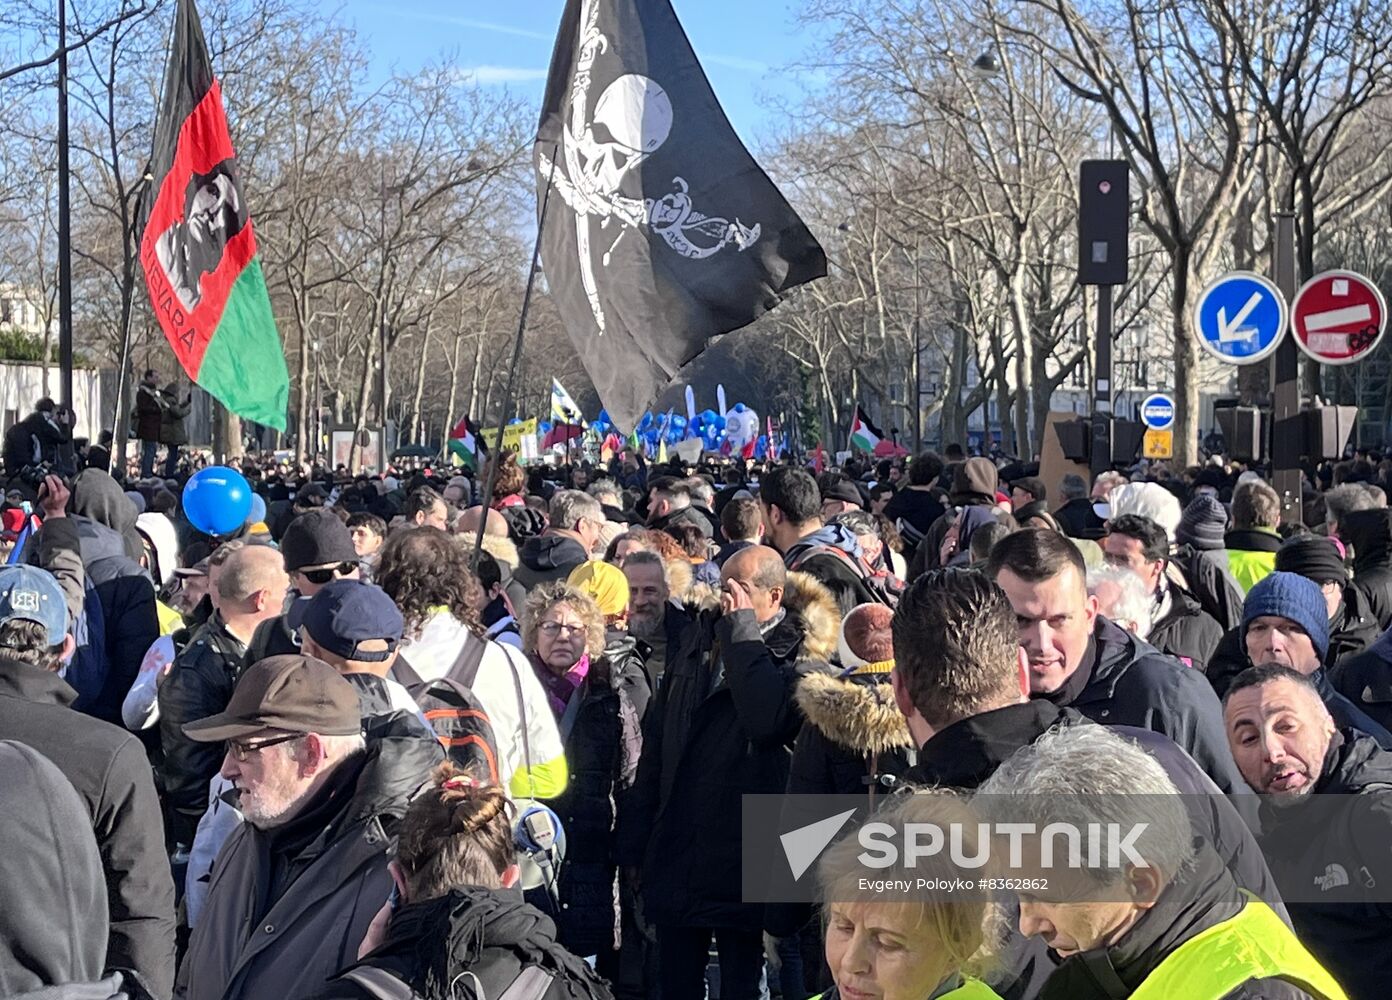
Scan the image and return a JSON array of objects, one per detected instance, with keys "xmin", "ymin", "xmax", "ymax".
[{"xmin": 1131, "ymin": 896, "xmax": 1347, "ymax": 1000}]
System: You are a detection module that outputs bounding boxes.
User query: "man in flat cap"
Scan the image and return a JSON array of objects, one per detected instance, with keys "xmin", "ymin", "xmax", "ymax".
[{"xmin": 175, "ymin": 655, "xmax": 438, "ymax": 1000}]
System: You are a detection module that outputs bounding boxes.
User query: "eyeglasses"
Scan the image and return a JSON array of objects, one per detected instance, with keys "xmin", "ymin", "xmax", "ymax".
[
  {"xmin": 537, "ymin": 621, "xmax": 586, "ymax": 638},
  {"xmin": 227, "ymin": 732, "xmax": 303, "ymax": 762}
]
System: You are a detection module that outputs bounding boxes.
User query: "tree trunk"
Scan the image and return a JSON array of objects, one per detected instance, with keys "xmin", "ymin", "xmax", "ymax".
[
  {"xmin": 350, "ymin": 322, "xmax": 378, "ymax": 472},
  {"xmin": 1009, "ymin": 280, "xmax": 1033, "ymax": 457},
  {"xmin": 1173, "ymin": 246, "xmax": 1200, "ymax": 467},
  {"xmin": 294, "ymin": 320, "xmax": 310, "ymax": 460},
  {"xmin": 409, "ymin": 328, "xmax": 430, "ymax": 445}
]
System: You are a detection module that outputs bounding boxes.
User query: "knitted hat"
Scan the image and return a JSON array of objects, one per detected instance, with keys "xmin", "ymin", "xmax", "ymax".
[
  {"xmin": 1275, "ymin": 536, "xmax": 1348, "ymax": 587},
  {"xmin": 837, "ymin": 603, "xmax": 895, "ymax": 669},
  {"xmin": 1242, "ymin": 571, "xmax": 1329, "ymax": 661},
  {"xmin": 1176, "ymin": 494, "xmax": 1228, "ymax": 551}
]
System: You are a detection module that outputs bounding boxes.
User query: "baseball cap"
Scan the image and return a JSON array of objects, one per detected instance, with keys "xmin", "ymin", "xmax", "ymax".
[
  {"xmin": 0, "ymin": 565, "xmax": 68, "ymax": 644},
  {"xmin": 300, "ymin": 579, "xmax": 403, "ymax": 663},
  {"xmin": 280, "ymin": 509, "xmax": 357, "ymax": 572},
  {"xmin": 182, "ymin": 654, "xmax": 362, "ymax": 742}
]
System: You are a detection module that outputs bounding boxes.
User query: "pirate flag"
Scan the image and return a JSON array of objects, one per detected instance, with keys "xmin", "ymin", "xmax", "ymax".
[
  {"xmin": 535, "ymin": 0, "xmax": 826, "ymax": 432},
  {"xmin": 139, "ymin": 0, "xmax": 288, "ymax": 430}
]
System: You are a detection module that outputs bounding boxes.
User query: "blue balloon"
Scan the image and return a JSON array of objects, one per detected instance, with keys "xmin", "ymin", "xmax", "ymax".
[
  {"xmin": 637, "ymin": 412, "xmax": 654, "ymax": 433},
  {"xmin": 733, "ymin": 402, "xmax": 747, "ymax": 413},
  {"xmin": 539, "ymin": 420, "xmax": 554, "ymax": 434},
  {"xmin": 245, "ymin": 492, "xmax": 267, "ymax": 526},
  {"xmin": 183, "ymin": 466, "xmax": 253, "ymax": 536}
]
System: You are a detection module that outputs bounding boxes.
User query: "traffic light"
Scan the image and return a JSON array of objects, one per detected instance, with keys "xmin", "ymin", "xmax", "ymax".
[{"xmin": 1078, "ymin": 161, "xmax": 1130, "ymax": 286}]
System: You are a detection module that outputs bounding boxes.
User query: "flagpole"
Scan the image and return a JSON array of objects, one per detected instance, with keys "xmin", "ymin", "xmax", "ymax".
[{"xmin": 471, "ymin": 145, "xmax": 557, "ymax": 570}]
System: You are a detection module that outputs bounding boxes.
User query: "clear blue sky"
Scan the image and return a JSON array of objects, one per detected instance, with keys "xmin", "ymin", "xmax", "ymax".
[{"xmin": 338, "ymin": 0, "xmax": 814, "ymax": 147}]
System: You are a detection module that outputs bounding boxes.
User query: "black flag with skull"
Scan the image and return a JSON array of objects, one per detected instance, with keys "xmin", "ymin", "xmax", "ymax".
[{"xmin": 535, "ymin": 0, "xmax": 827, "ymax": 432}]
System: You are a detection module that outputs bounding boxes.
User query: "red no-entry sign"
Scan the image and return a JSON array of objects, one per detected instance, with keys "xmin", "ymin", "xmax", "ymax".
[{"xmin": 1290, "ymin": 270, "xmax": 1387, "ymax": 366}]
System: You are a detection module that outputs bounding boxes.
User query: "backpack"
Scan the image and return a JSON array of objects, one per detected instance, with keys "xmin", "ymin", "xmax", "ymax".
[
  {"xmin": 337, "ymin": 963, "xmax": 558, "ymax": 1000},
  {"xmin": 787, "ymin": 544, "xmax": 904, "ymax": 609},
  {"xmin": 391, "ymin": 634, "xmax": 502, "ymax": 785}
]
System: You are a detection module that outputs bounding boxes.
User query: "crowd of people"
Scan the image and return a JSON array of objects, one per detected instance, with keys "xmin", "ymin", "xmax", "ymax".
[{"xmin": 1, "ymin": 400, "xmax": 1390, "ymax": 1000}]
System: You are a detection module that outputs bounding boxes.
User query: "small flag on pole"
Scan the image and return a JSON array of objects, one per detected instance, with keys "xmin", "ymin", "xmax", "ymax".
[
  {"xmin": 139, "ymin": 0, "xmax": 289, "ymax": 430},
  {"xmin": 551, "ymin": 378, "xmax": 584, "ymax": 425},
  {"xmin": 448, "ymin": 416, "xmax": 487, "ymax": 470},
  {"xmin": 534, "ymin": 0, "xmax": 826, "ymax": 431},
  {"xmin": 850, "ymin": 406, "xmax": 884, "ymax": 453}
]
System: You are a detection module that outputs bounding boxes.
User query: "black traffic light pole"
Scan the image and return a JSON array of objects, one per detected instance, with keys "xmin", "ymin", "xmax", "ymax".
[
  {"xmin": 1091, "ymin": 284, "xmax": 1114, "ymax": 479},
  {"xmin": 1079, "ymin": 161, "xmax": 1129, "ymax": 478},
  {"xmin": 1271, "ymin": 214, "xmax": 1303, "ymax": 526}
]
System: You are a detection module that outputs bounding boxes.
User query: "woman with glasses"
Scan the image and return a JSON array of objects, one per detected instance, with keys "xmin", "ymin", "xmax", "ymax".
[{"xmin": 521, "ymin": 582, "xmax": 645, "ymax": 978}]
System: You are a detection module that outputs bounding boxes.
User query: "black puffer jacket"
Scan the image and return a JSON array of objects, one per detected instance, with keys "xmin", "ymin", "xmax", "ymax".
[
  {"xmin": 1257, "ymin": 729, "xmax": 1392, "ymax": 1000},
  {"xmin": 1049, "ymin": 617, "xmax": 1247, "ymax": 795},
  {"xmin": 536, "ymin": 653, "xmax": 644, "ymax": 958},
  {"xmin": 1343, "ymin": 507, "xmax": 1392, "ymax": 630},
  {"xmin": 156, "ymin": 614, "xmax": 247, "ymax": 845},
  {"xmin": 317, "ymin": 887, "xmax": 613, "ymax": 1000},
  {"xmin": 616, "ymin": 573, "xmax": 837, "ymax": 930},
  {"xmin": 1146, "ymin": 586, "xmax": 1223, "ymax": 670}
]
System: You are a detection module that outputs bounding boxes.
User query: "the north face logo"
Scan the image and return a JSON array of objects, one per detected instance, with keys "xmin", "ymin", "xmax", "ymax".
[{"xmin": 1315, "ymin": 863, "xmax": 1349, "ymax": 891}]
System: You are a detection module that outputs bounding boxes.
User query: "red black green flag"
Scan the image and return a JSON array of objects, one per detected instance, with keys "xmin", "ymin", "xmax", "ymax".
[{"xmin": 139, "ymin": 0, "xmax": 288, "ymax": 430}]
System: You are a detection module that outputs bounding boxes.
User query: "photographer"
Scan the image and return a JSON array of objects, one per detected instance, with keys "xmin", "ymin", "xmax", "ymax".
[{"xmin": 3, "ymin": 397, "xmax": 73, "ymax": 479}]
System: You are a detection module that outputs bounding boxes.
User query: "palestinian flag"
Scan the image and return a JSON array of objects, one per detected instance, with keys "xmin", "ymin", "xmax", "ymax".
[
  {"xmin": 448, "ymin": 416, "xmax": 487, "ymax": 469},
  {"xmin": 138, "ymin": 0, "xmax": 289, "ymax": 430},
  {"xmin": 850, "ymin": 405, "xmax": 883, "ymax": 453}
]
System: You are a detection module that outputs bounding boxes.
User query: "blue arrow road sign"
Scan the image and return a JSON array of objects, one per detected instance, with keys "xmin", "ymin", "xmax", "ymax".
[
  {"xmin": 1140, "ymin": 393, "xmax": 1175, "ymax": 430},
  {"xmin": 1192, "ymin": 271, "xmax": 1288, "ymax": 364}
]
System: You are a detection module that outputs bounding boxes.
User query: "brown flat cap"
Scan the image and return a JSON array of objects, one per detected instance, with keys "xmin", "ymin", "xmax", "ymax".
[{"xmin": 182, "ymin": 654, "xmax": 361, "ymax": 742}]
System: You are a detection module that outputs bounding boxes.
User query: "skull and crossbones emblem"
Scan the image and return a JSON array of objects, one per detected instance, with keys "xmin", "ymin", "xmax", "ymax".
[{"xmin": 540, "ymin": 0, "xmax": 761, "ymax": 336}]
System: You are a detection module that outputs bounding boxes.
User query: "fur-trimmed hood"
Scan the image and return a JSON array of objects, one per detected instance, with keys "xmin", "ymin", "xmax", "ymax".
[
  {"xmin": 667, "ymin": 557, "xmax": 721, "ymax": 614},
  {"xmin": 795, "ymin": 669, "xmax": 913, "ymax": 754},
  {"xmin": 781, "ymin": 570, "xmax": 840, "ymax": 664},
  {"xmin": 479, "ymin": 533, "xmax": 519, "ymax": 570}
]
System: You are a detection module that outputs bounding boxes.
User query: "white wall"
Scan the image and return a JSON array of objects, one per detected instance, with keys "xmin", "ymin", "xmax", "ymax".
[{"xmin": 0, "ymin": 363, "xmax": 104, "ymax": 442}]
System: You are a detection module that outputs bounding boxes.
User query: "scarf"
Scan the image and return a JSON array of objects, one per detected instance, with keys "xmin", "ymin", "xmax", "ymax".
[{"xmin": 533, "ymin": 652, "xmax": 591, "ymax": 717}]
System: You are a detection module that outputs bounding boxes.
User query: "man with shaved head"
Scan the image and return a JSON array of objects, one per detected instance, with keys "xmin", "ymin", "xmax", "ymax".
[
  {"xmin": 159, "ymin": 543, "xmax": 290, "ymax": 846},
  {"xmin": 1224, "ymin": 664, "xmax": 1392, "ymax": 996},
  {"xmin": 618, "ymin": 544, "xmax": 836, "ymax": 999}
]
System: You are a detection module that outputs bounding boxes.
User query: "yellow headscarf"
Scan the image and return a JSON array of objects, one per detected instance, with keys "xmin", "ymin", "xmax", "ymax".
[{"xmin": 567, "ymin": 560, "xmax": 630, "ymax": 622}]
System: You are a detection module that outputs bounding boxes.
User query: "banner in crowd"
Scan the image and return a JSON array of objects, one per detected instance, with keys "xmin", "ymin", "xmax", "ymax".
[
  {"xmin": 503, "ymin": 418, "xmax": 539, "ymax": 452},
  {"xmin": 534, "ymin": 0, "xmax": 826, "ymax": 432},
  {"xmin": 138, "ymin": 0, "xmax": 289, "ymax": 430}
]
